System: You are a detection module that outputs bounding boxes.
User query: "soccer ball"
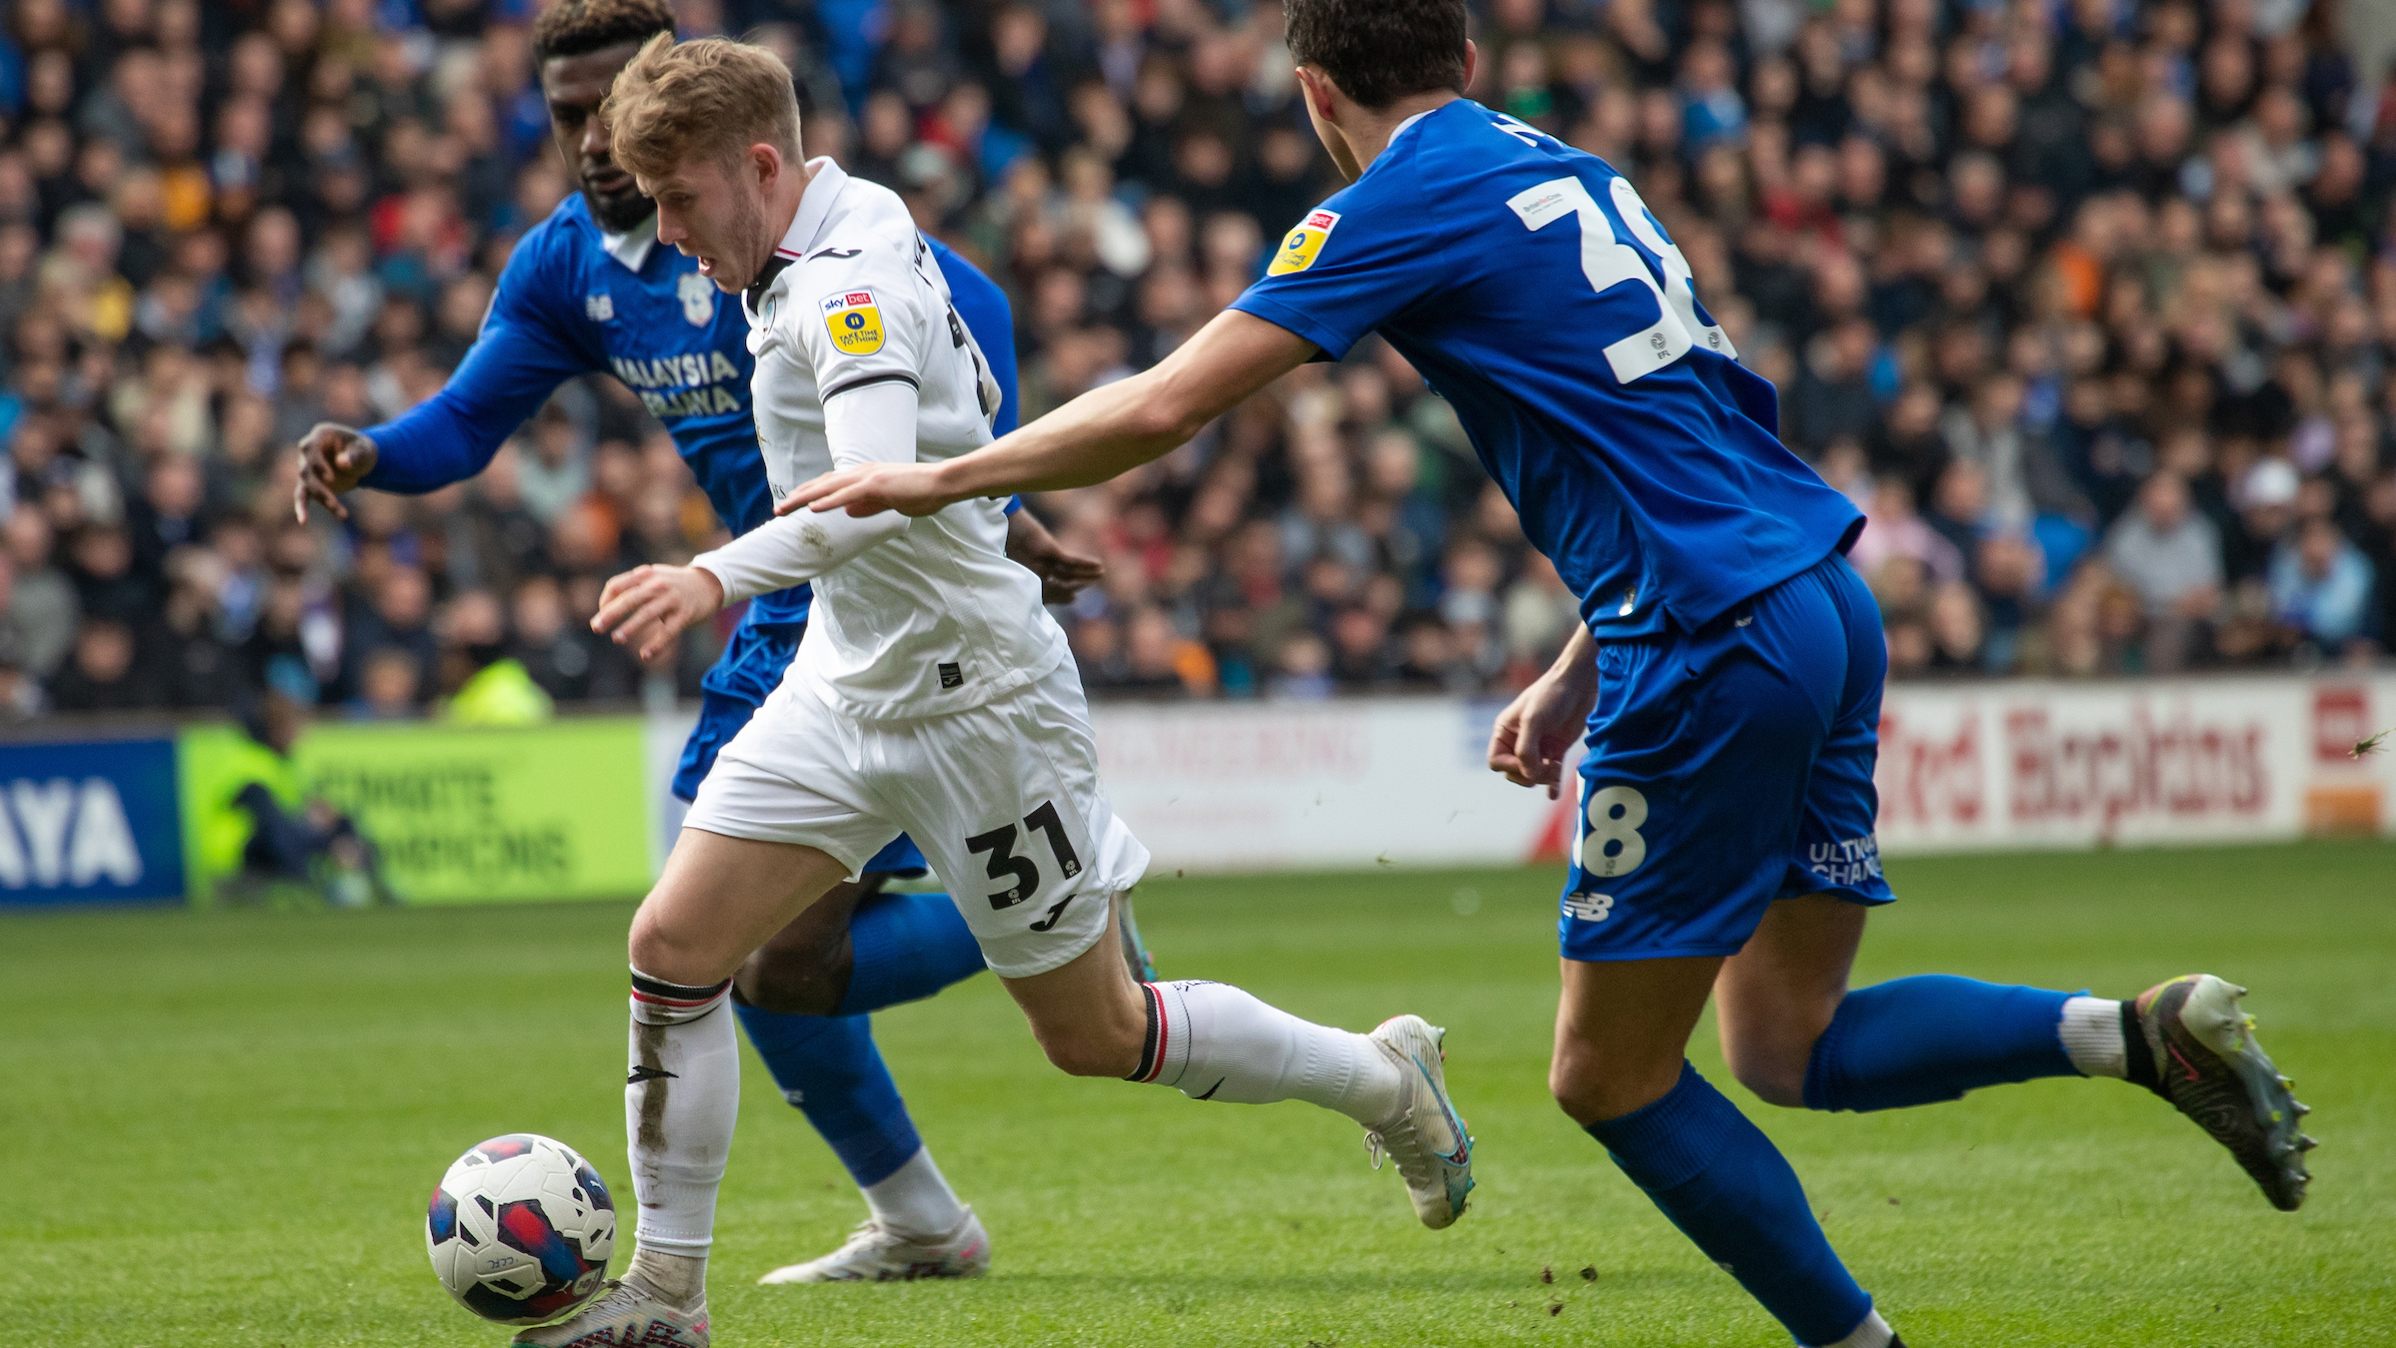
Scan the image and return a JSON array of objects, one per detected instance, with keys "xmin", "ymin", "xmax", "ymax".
[{"xmin": 426, "ymin": 1134, "xmax": 617, "ymax": 1325}]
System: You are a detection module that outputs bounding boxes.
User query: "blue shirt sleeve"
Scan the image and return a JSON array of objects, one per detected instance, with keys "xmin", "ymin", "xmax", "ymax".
[
  {"xmin": 1229, "ymin": 185, "xmax": 1450, "ymax": 361},
  {"xmin": 358, "ymin": 228, "xmax": 599, "ymax": 494}
]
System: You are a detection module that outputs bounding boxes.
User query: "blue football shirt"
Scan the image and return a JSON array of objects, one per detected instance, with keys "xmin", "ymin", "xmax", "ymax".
[
  {"xmin": 360, "ymin": 190, "xmax": 1020, "ymax": 629},
  {"xmin": 1231, "ymin": 99, "xmax": 1861, "ymax": 636}
]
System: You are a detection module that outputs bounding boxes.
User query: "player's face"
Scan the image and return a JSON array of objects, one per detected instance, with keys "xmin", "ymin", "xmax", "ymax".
[
  {"xmin": 642, "ymin": 155, "xmax": 772, "ymax": 293},
  {"xmin": 541, "ymin": 42, "xmax": 653, "ymax": 234}
]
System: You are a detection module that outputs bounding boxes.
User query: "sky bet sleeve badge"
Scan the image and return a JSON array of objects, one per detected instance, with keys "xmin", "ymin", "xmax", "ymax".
[
  {"xmin": 821, "ymin": 289, "xmax": 886, "ymax": 355},
  {"xmin": 1268, "ymin": 209, "xmax": 1341, "ymax": 276}
]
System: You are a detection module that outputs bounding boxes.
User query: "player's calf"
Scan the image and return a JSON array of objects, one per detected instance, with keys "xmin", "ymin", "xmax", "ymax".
[{"xmin": 1001, "ymin": 904, "xmax": 1151, "ymax": 1077}]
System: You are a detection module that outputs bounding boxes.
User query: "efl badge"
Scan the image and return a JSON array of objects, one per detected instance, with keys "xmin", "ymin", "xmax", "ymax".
[
  {"xmin": 677, "ymin": 271, "xmax": 715, "ymax": 325},
  {"xmin": 1268, "ymin": 209, "xmax": 1341, "ymax": 276},
  {"xmin": 822, "ymin": 290, "xmax": 886, "ymax": 355}
]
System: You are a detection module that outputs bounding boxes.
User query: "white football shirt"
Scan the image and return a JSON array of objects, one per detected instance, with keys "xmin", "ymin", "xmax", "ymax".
[{"xmin": 711, "ymin": 159, "xmax": 1068, "ymax": 720}]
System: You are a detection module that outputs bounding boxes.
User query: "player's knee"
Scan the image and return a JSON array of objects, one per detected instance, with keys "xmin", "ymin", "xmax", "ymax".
[
  {"xmin": 628, "ymin": 903, "xmax": 728, "ymax": 988},
  {"xmin": 1717, "ymin": 1006, "xmax": 1832, "ymax": 1108},
  {"xmin": 1548, "ymin": 1040, "xmax": 1685, "ymax": 1125},
  {"xmin": 1548, "ymin": 1040, "xmax": 1624, "ymax": 1124},
  {"xmin": 1032, "ymin": 1018, "xmax": 1144, "ymax": 1079},
  {"xmin": 732, "ymin": 945, "xmax": 844, "ymax": 1017},
  {"xmin": 1722, "ymin": 1046, "xmax": 1810, "ymax": 1109},
  {"xmin": 1548, "ymin": 1053, "xmax": 1611, "ymax": 1126}
]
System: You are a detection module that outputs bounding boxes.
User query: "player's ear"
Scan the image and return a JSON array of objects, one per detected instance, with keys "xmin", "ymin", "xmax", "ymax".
[
  {"xmin": 1296, "ymin": 66, "xmax": 1337, "ymax": 123},
  {"xmin": 749, "ymin": 141, "xmax": 780, "ymax": 193},
  {"xmin": 1462, "ymin": 39, "xmax": 1479, "ymax": 91}
]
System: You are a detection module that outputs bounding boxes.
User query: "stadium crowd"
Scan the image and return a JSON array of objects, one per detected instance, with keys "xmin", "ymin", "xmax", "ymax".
[{"xmin": 2, "ymin": 0, "xmax": 2395, "ymax": 718}]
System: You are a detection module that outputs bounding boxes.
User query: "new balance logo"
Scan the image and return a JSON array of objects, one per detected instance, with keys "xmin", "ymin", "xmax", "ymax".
[
  {"xmin": 1563, "ymin": 893, "xmax": 1615, "ymax": 922},
  {"xmin": 626, "ymin": 1065, "xmax": 679, "ymax": 1085},
  {"xmin": 810, "ymin": 247, "xmax": 862, "ymax": 260}
]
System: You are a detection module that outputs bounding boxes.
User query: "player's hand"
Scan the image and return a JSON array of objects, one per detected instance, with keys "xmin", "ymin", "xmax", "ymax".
[
  {"xmin": 1488, "ymin": 667, "xmax": 1598, "ymax": 799},
  {"xmin": 592, "ymin": 564, "xmax": 724, "ymax": 663},
  {"xmin": 293, "ymin": 424, "xmax": 380, "ymax": 522},
  {"xmin": 1005, "ymin": 510, "xmax": 1105, "ymax": 604},
  {"xmin": 779, "ymin": 463, "xmax": 957, "ymax": 518}
]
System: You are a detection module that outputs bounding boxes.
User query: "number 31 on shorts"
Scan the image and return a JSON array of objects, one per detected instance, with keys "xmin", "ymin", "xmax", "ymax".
[{"xmin": 965, "ymin": 800, "xmax": 1082, "ymax": 915}]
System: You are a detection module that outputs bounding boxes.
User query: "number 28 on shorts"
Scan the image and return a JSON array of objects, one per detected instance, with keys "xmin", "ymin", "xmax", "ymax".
[{"xmin": 1567, "ymin": 784, "xmax": 1650, "ymax": 923}]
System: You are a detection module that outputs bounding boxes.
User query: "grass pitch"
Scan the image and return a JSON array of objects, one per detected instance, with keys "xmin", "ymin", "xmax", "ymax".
[{"xmin": 5, "ymin": 841, "xmax": 2393, "ymax": 1347}]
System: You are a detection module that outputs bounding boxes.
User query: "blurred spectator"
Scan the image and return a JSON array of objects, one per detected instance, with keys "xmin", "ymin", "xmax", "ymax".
[
  {"xmin": 0, "ymin": 511, "xmax": 77, "ymax": 677},
  {"xmin": 48, "ymin": 617, "xmax": 154, "ymax": 711},
  {"xmin": 349, "ymin": 644, "xmax": 423, "ymax": 720},
  {"xmin": 2269, "ymin": 516, "xmax": 2377, "ymax": 655},
  {"xmin": 2104, "ymin": 473, "xmax": 2223, "ymax": 672},
  {"xmin": 437, "ymin": 586, "xmax": 551, "ymax": 726}
]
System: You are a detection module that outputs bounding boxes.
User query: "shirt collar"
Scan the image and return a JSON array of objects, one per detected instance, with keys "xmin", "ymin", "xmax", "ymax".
[
  {"xmin": 778, "ymin": 157, "xmax": 848, "ymax": 262},
  {"xmin": 747, "ymin": 159, "xmax": 849, "ymax": 316},
  {"xmin": 598, "ymin": 212, "xmax": 657, "ymax": 272}
]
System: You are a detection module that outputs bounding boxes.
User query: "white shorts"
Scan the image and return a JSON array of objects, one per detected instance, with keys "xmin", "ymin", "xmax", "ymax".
[{"xmin": 682, "ymin": 659, "xmax": 1149, "ymax": 978}]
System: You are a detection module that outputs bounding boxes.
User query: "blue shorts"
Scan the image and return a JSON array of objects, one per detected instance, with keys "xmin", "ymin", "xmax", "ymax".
[
  {"xmin": 674, "ymin": 618, "xmax": 927, "ymax": 876},
  {"xmin": 1561, "ymin": 553, "xmax": 1894, "ymax": 962}
]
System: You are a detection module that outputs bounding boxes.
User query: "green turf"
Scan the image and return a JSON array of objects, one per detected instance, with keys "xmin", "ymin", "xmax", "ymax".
[{"xmin": 5, "ymin": 841, "xmax": 2393, "ymax": 1346}]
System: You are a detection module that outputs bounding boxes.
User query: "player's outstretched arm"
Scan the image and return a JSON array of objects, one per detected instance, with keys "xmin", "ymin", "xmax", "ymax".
[
  {"xmin": 293, "ymin": 424, "xmax": 380, "ymax": 522},
  {"xmin": 782, "ymin": 310, "xmax": 1318, "ymax": 518},
  {"xmin": 294, "ymin": 238, "xmax": 601, "ymax": 521},
  {"xmin": 1489, "ymin": 626, "xmax": 1600, "ymax": 799}
]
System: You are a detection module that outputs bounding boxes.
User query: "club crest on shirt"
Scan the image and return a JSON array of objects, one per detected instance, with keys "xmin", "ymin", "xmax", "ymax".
[
  {"xmin": 677, "ymin": 271, "xmax": 717, "ymax": 326},
  {"xmin": 821, "ymin": 289, "xmax": 886, "ymax": 355},
  {"xmin": 1268, "ymin": 208, "xmax": 1341, "ymax": 276}
]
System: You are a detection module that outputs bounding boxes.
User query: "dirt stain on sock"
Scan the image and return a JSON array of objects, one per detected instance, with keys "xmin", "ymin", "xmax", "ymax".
[{"xmin": 632, "ymin": 1019, "xmax": 671, "ymax": 1152}]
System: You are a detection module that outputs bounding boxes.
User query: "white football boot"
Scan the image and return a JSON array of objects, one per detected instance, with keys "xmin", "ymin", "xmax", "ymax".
[
  {"xmin": 510, "ymin": 1278, "xmax": 707, "ymax": 1347},
  {"xmin": 1363, "ymin": 1014, "xmax": 1475, "ymax": 1229},
  {"xmin": 756, "ymin": 1208, "xmax": 991, "ymax": 1284}
]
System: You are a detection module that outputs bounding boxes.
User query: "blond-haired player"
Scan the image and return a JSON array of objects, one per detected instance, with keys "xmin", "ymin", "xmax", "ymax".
[{"xmin": 511, "ymin": 36, "xmax": 1475, "ymax": 1348}]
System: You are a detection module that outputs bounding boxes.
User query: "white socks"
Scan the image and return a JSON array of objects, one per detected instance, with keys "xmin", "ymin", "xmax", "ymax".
[
  {"xmin": 1823, "ymin": 1307, "xmax": 1896, "ymax": 1348},
  {"xmin": 863, "ymin": 1146, "xmax": 968, "ymax": 1241},
  {"xmin": 625, "ymin": 1247, "xmax": 706, "ymax": 1310},
  {"xmin": 2059, "ymin": 995, "xmax": 2128, "ymax": 1078},
  {"xmin": 626, "ymin": 967, "xmax": 741, "ymax": 1281},
  {"xmin": 1127, "ymin": 980, "xmax": 1403, "ymax": 1124}
]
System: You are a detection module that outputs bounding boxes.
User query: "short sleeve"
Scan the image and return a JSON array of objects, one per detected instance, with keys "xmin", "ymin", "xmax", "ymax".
[
  {"xmin": 794, "ymin": 254, "xmax": 931, "ymax": 402},
  {"xmin": 1229, "ymin": 185, "xmax": 1452, "ymax": 361}
]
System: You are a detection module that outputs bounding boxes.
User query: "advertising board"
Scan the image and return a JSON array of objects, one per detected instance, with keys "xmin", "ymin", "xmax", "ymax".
[{"xmin": 0, "ymin": 735, "xmax": 186, "ymax": 906}]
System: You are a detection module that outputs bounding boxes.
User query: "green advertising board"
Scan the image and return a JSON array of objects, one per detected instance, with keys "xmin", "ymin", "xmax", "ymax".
[{"xmin": 178, "ymin": 718, "xmax": 653, "ymax": 905}]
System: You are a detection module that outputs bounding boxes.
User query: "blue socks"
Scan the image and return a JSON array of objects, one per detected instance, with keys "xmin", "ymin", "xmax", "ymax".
[
  {"xmin": 836, "ymin": 889, "xmax": 990, "ymax": 1017},
  {"xmin": 1804, "ymin": 976, "xmax": 2076, "ymax": 1113},
  {"xmin": 1585, "ymin": 979, "xmax": 2080, "ymax": 1343},
  {"xmin": 733, "ymin": 890, "xmax": 987, "ymax": 1188},
  {"xmin": 1588, "ymin": 1062, "xmax": 1873, "ymax": 1347},
  {"xmin": 735, "ymin": 1004, "xmax": 921, "ymax": 1187}
]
